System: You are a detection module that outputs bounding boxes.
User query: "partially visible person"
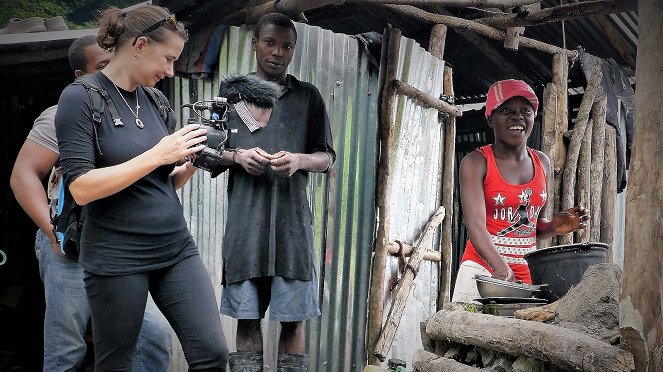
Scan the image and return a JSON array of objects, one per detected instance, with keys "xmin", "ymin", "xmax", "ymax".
[
  {"xmin": 211, "ymin": 13, "xmax": 335, "ymax": 372},
  {"xmin": 54, "ymin": 6, "xmax": 228, "ymax": 371},
  {"xmin": 10, "ymin": 34, "xmax": 172, "ymax": 372},
  {"xmin": 452, "ymin": 79, "xmax": 590, "ymax": 303}
]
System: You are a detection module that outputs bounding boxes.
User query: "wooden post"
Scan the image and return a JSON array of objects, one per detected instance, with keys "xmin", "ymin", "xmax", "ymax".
[
  {"xmin": 438, "ymin": 66, "xmax": 456, "ymax": 308},
  {"xmin": 575, "ymin": 121, "xmax": 592, "ymax": 242},
  {"xmin": 559, "ymin": 64, "xmax": 602, "ymax": 245},
  {"xmin": 366, "ymin": 27, "xmax": 401, "ymax": 367},
  {"xmin": 551, "ymin": 54, "xmax": 568, "ymax": 247},
  {"xmin": 393, "ymin": 80, "xmax": 462, "ymax": 116},
  {"xmin": 374, "ymin": 207, "xmax": 445, "ymax": 361},
  {"xmin": 589, "ymin": 96, "xmax": 607, "ymax": 242},
  {"xmin": 386, "ymin": 241, "xmax": 442, "ymax": 262},
  {"xmin": 600, "ymin": 125, "xmax": 617, "ymax": 258},
  {"xmin": 539, "ymin": 83, "xmax": 558, "ymax": 249},
  {"xmin": 429, "ymin": 24, "xmax": 447, "ymax": 59},
  {"xmin": 504, "ymin": 26, "xmax": 525, "ymax": 50},
  {"xmin": 620, "ymin": 1, "xmax": 663, "ymax": 370}
]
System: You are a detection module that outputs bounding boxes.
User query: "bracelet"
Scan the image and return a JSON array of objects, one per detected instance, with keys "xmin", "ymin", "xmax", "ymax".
[{"xmin": 231, "ymin": 148, "xmax": 243, "ymax": 163}]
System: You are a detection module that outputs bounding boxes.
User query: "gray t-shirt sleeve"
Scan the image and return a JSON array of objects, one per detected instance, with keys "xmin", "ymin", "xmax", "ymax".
[{"xmin": 26, "ymin": 105, "xmax": 59, "ymax": 155}]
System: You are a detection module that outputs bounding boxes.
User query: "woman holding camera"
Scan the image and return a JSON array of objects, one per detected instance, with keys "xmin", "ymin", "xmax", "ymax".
[{"xmin": 55, "ymin": 5, "xmax": 228, "ymax": 371}]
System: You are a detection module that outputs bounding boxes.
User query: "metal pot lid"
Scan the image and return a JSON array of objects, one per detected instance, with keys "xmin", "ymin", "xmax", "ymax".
[
  {"xmin": 524, "ymin": 242, "xmax": 609, "ymax": 258},
  {"xmin": 474, "ymin": 275, "xmax": 545, "ymax": 290}
]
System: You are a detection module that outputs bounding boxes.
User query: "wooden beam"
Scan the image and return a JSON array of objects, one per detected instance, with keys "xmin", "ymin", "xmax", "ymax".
[
  {"xmin": 593, "ymin": 14, "xmax": 637, "ymax": 70},
  {"xmin": 428, "ymin": 24, "xmax": 447, "ymax": 59},
  {"xmin": 575, "ymin": 120, "xmax": 592, "ymax": 242},
  {"xmin": 352, "ymin": 0, "xmax": 539, "ymax": 8},
  {"xmin": 366, "ymin": 26, "xmax": 401, "ymax": 367},
  {"xmin": 503, "ymin": 26, "xmax": 525, "ymax": 50},
  {"xmin": 386, "ymin": 241, "xmax": 442, "ymax": 262},
  {"xmin": 220, "ymin": 0, "xmax": 345, "ymax": 24},
  {"xmin": 374, "ymin": 207, "xmax": 446, "ymax": 361},
  {"xmin": 427, "ymin": 310, "xmax": 635, "ymax": 372},
  {"xmin": 393, "ymin": 80, "xmax": 463, "ymax": 117},
  {"xmin": 384, "ymin": 5, "xmax": 578, "ymax": 59},
  {"xmin": 600, "ymin": 125, "xmax": 617, "ymax": 259},
  {"xmin": 539, "ymin": 83, "xmax": 557, "ymax": 249},
  {"xmin": 551, "ymin": 53, "xmax": 568, "ymax": 247},
  {"xmin": 589, "ymin": 96, "xmax": 606, "ymax": 242},
  {"xmin": 474, "ymin": 0, "xmax": 637, "ymax": 29}
]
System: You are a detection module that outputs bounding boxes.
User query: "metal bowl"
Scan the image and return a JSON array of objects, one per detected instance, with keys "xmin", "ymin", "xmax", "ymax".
[
  {"xmin": 482, "ymin": 302, "xmax": 548, "ymax": 317},
  {"xmin": 474, "ymin": 275, "xmax": 542, "ymax": 298}
]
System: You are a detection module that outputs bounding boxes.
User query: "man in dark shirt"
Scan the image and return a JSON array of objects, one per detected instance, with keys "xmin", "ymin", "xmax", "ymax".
[{"xmin": 215, "ymin": 13, "xmax": 335, "ymax": 371}]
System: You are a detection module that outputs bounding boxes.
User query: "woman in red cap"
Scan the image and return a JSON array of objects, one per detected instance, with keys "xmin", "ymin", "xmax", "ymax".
[{"xmin": 452, "ymin": 79, "xmax": 590, "ymax": 303}]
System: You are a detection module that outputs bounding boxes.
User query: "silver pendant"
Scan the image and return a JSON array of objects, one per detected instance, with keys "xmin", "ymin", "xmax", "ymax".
[
  {"xmin": 114, "ymin": 118, "xmax": 124, "ymax": 127},
  {"xmin": 135, "ymin": 118, "xmax": 144, "ymax": 129}
]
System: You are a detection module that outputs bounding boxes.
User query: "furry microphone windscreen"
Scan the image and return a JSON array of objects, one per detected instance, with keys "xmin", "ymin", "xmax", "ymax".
[{"xmin": 218, "ymin": 74, "xmax": 280, "ymax": 109}]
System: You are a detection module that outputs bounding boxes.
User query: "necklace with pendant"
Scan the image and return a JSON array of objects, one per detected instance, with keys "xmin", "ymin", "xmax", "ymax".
[{"xmin": 111, "ymin": 80, "xmax": 143, "ymax": 128}]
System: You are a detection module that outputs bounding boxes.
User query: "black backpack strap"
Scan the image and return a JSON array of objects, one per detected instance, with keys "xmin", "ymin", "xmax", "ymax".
[{"xmin": 143, "ymin": 86, "xmax": 176, "ymax": 134}]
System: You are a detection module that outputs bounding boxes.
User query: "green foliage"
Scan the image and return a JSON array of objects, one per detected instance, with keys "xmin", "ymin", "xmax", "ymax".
[{"xmin": 0, "ymin": 0, "xmax": 143, "ymax": 30}]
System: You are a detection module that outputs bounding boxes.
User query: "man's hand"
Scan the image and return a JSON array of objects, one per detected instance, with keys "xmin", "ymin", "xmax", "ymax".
[
  {"xmin": 269, "ymin": 151, "xmax": 301, "ymax": 177},
  {"xmin": 491, "ymin": 261, "xmax": 515, "ymax": 282},
  {"xmin": 235, "ymin": 147, "xmax": 272, "ymax": 175}
]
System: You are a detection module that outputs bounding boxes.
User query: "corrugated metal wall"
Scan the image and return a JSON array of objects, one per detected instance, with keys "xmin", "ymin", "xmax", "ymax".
[
  {"xmin": 381, "ymin": 37, "xmax": 446, "ymax": 363},
  {"xmin": 169, "ymin": 23, "xmax": 381, "ymax": 371}
]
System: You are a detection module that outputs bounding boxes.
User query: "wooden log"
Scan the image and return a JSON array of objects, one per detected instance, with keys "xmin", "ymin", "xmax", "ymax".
[
  {"xmin": 413, "ymin": 349, "xmax": 483, "ymax": 372},
  {"xmin": 621, "ymin": 2, "xmax": 663, "ymax": 368},
  {"xmin": 593, "ymin": 14, "xmax": 637, "ymax": 70},
  {"xmin": 366, "ymin": 27, "xmax": 401, "ymax": 367},
  {"xmin": 426, "ymin": 310, "xmax": 635, "ymax": 371},
  {"xmin": 420, "ymin": 321, "xmax": 435, "ymax": 353},
  {"xmin": 559, "ymin": 64, "xmax": 602, "ymax": 245},
  {"xmin": 438, "ymin": 66, "xmax": 456, "ymax": 308},
  {"xmin": 539, "ymin": 83, "xmax": 557, "ymax": 249},
  {"xmin": 575, "ymin": 121, "xmax": 592, "ymax": 243},
  {"xmin": 428, "ymin": 24, "xmax": 448, "ymax": 59},
  {"xmin": 386, "ymin": 241, "xmax": 442, "ymax": 262},
  {"xmin": 374, "ymin": 207, "xmax": 446, "ymax": 361},
  {"xmin": 514, "ymin": 299, "xmax": 561, "ymax": 322},
  {"xmin": 220, "ymin": 0, "xmax": 346, "ymax": 24},
  {"xmin": 551, "ymin": 53, "xmax": 569, "ymax": 247},
  {"xmin": 504, "ymin": 26, "xmax": 525, "ymax": 50},
  {"xmin": 383, "ymin": 5, "xmax": 578, "ymax": 59},
  {"xmin": 354, "ymin": 0, "xmax": 539, "ymax": 9},
  {"xmin": 600, "ymin": 125, "xmax": 617, "ymax": 259},
  {"xmin": 393, "ymin": 79, "xmax": 463, "ymax": 117},
  {"xmin": 474, "ymin": 0, "xmax": 637, "ymax": 29},
  {"xmin": 589, "ymin": 96, "xmax": 607, "ymax": 242}
]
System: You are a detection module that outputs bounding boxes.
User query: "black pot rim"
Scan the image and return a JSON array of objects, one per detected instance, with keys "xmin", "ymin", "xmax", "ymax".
[{"xmin": 524, "ymin": 241, "xmax": 608, "ymax": 259}]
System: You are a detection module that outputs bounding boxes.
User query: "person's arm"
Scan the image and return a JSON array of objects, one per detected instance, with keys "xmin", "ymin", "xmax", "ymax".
[
  {"xmin": 10, "ymin": 140, "xmax": 60, "ymax": 253},
  {"xmin": 68, "ymin": 124, "xmax": 207, "ymax": 205},
  {"xmin": 460, "ymin": 151, "xmax": 515, "ymax": 282},
  {"xmin": 268, "ymin": 150, "xmax": 331, "ymax": 177},
  {"xmin": 534, "ymin": 150, "xmax": 590, "ymax": 238},
  {"xmin": 169, "ymin": 161, "xmax": 198, "ymax": 189}
]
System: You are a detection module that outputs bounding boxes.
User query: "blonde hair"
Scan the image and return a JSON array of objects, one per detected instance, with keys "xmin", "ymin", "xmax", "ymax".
[{"xmin": 97, "ymin": 4, "xmax": 188, "ymax": 51}]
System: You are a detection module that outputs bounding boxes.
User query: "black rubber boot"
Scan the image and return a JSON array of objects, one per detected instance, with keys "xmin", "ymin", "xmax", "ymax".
[
  {"xmin": 276, "ymin": 353, "xmax": 309, "ymax": 372},
  {"xmin": 228, "ymin": 351, "xmax": 263, "ymax": 372}
]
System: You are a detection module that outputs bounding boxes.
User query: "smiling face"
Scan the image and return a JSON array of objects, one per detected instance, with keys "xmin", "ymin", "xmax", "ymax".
[
  {"xmin": 133, "ymin": 30, "xmax": 185, "ymax": 87},
  {"xmin": 488, "ymin": 96, "xmax": 535, "ymax": 147},
  {"xmin": 252, "ymin": 24, "xmax": 296, "ymax": 83}
]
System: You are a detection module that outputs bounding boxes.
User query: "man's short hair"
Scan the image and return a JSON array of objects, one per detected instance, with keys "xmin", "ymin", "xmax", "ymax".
[
  {"xmin": 68, "ymin": 35, "xmax": 98, "ymax": 72},
  {"xmin": 253, "ymin": 13, "xmax": 297, "ymax": 42}
]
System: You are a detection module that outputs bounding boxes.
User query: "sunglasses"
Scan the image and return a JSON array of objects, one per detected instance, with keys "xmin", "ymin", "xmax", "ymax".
[{"xmin": 132, "ymin": 14, "xmax": 176, "ymax": 46}]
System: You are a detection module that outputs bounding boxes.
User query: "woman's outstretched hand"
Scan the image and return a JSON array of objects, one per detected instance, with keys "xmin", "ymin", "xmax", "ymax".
[
  {"xmin": 552, "ymin": 206, "xmax": 590, "ymax": 235},
  {"xmin": 152, "ymin": 124, "xmax": 207, "ymax": 166}
]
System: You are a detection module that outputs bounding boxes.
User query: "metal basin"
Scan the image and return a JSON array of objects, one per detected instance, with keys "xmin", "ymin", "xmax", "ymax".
[
  {"xmin": 474, "ymin": 275, "xmax": 543, "ymax": 298},
  {"xmin": 482, "ymin": 302, "xmax": 548, "ymax": 317}
]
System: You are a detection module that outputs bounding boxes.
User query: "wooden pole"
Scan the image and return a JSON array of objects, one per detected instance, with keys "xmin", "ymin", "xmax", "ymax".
[
  {"xmin": 393, "ymin": 80, "xmax": 462, "ymax": 116},
  {"xmin": 386, "ymin": 242, "xmax": 442, "ymax": 262},
  {"xmin": 374, "ymin": 207, "xmax": 446, "ymax": 361},
  {"xmin": 473, "ymin": 0, "xmax": 637, "ymax": 29},
  {"xmin": 503, "ymin": 26, "xmax": 525, "ymax": 50},
  {"xmin": 428, "ymin": 24, "xmax": 447, "ymax": 59},
  {"xmin": 593, "ymin": 14, "xmax": 637, "ymax": 70},
  {"xmin": 539, "ymin": 83, "xmax": 558, "ymax": 249},
  {"xmin": 575, "ymin": 120, "xmax": 592, "ymax": 242},
  {"xmin": 600, "ymin": 125, "xmax": 617, "ymax": 258},
  {"xmin": 366, "ymin": 26, "xmax": 401, "ymax": 367},
  {"xmin": 620, "ymin": 1, "xmax": 663, "ymax": 370},
  {"xmin": 551, "ymin": 53, "xmax": 569, "ymax": 246},
  {"xmin": 413, "ymin": 349, "xmax": 483, "ymax": 372},
  {"xmin": 353, "ymin": 0, "xmax": 539, "ymax": 8},
  {"xmin": 383, "ymin": 5, "xmax": 578, "ymax": 59},
  {"xmin": 589, "ymin": 96, "xmax": 607, "ymax": 242},
  {"xmin": 438, "ymin": 66, "xmax": 456, "ymax": 308},
  {"xmin": 559, "ymin": 64, "xmax": 602, "ymax": 245},
  {"xmin": 220, "ymin": 0, "xmax": 345, "ymax": 24}
]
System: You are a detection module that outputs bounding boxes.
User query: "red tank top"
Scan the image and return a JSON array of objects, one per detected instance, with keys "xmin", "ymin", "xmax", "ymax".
[{"xmin": 460, "ymin": 145, "xmax": 548, "ymax": 284}]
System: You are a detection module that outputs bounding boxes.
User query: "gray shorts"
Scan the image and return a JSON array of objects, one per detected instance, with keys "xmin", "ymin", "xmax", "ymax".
[{"xmin": 220, "ymin": 276, "xmax": 321, "ymax": 322}]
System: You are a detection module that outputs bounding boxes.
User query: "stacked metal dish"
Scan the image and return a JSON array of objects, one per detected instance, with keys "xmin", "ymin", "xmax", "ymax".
[{"xmin": 474, "ymin": 275, "xmax": 548, "ymax": 317}]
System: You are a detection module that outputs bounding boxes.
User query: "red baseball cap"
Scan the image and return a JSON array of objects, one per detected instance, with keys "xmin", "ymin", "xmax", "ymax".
[{"xmin": 485, "ymin": 79, "xmax": 539, "ymax": 118}]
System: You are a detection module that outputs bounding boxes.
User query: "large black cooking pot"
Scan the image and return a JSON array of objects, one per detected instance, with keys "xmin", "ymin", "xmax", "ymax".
[{"xmin": 524, "ymin": 242, "xmax": 608, "ymax": 301}]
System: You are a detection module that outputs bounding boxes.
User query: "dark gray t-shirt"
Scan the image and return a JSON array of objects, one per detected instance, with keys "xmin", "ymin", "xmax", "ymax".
[
  {"xmin": 55, "ymin": 72, "xmax": 197, "ymax": 275},
  {"xmin": 220, "ymin": 74, "xmax": 335, "ymax": 284}
]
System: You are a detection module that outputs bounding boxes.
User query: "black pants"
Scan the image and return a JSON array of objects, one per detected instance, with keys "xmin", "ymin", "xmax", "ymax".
[{"xmin": 84, "ymin": 255, "xmax": 229, "ymax": 371}]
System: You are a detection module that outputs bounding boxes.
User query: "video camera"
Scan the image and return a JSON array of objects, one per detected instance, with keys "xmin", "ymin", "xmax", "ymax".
[{"xmin": 181, "ymin": 74, "xmax": 280, "ymax": 172}]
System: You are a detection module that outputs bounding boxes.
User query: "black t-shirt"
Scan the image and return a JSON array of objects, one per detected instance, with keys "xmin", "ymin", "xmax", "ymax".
[
  {"xmin": 220, "ymin": 74, "xmax": 335, "ymax": 284},
  {"xmin": 55, "ymin": 72, "xmax": 197, "ymax": 275}
]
